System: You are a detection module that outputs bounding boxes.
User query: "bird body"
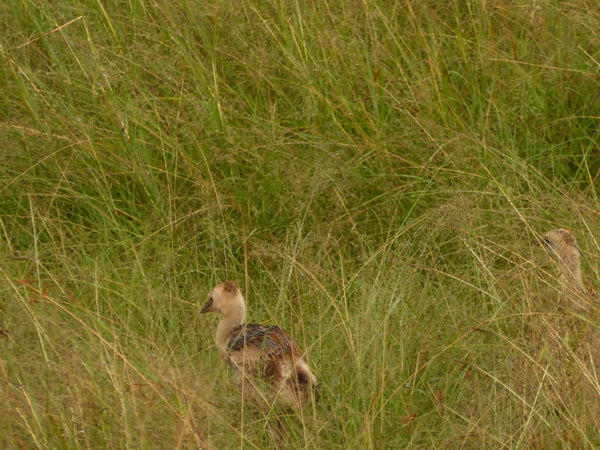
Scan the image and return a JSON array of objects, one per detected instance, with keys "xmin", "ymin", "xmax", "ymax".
[
  {"xmin": 201, "ymin": 281, "xmax": 318, "ymax": 409},
  {"xmin": 538, "ymin": 229, "xmax": 592, "ymax": 312}
]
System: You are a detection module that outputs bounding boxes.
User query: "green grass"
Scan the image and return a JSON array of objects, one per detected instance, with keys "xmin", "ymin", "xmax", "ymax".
[{"xmin": 1, "ymin": 0, "xmax": 599, "ymax": 447}]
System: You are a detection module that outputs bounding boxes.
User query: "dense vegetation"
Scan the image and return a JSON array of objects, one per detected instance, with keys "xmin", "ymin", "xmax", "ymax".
[{"xmin": 1, "ymin": 0, "xmax": 599, "ymax": 447}]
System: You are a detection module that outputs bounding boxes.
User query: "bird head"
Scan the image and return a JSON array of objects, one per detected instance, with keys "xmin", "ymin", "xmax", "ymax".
[{"xmin": 201, "ymin": 281, "xmax": 245, "ymax": 318}]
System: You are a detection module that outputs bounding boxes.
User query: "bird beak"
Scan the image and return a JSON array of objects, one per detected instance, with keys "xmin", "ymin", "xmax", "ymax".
[
  {"xmin": 201, "ymin": 297, "xmax": 214, "ymax": 314},
  {"xmin": 530, "ymin": 236, "xmax": 549, "ymax": 247}
]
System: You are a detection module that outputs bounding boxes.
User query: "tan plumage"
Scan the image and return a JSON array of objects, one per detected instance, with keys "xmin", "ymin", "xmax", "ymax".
[
  {"xmin": 201, "ymin": 281, "xmax": 319, "ymax": 409},
  {"xmin": 537, "ymin": 229, "xmax": 593, "ymax": 312}
]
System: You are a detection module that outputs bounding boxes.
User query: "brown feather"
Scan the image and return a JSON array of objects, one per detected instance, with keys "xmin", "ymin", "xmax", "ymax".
[
  {"xmin": 227, "ymin": 324, "xmax": 301, "ymax": 378},
  {"xmin": 221, "ymin": 281, "xmax": 238, "ymax": 294}
]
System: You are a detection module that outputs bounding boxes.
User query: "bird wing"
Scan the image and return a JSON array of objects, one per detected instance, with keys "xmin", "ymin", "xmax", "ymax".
[{"xmin": 226, "ymin": 323, "xmax": 302, "ymax": 381}]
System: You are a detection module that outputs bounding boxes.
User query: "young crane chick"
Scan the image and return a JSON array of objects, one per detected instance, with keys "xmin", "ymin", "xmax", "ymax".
[
  {"xmin": 201, "ymin": 281, "xmax": 319, "ymax": 410},
  {"xmin": 537, "ymin": 229, "xmax": 592, "ymax": 312}
]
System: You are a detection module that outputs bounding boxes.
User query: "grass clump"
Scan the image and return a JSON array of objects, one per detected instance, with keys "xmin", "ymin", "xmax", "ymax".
[{"xmin": 1, "ymin": 0, "xmax": 599, "ymax": 447}]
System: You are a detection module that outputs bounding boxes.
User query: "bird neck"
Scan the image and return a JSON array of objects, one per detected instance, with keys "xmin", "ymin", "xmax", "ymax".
[
  {"xmin": 557, "ymin": 247, "xmax": 590, "ymax": 311},
  {"xmin": 558, "ymin": 248, "xmax": 584, "ymax": 289},
  {"xmin": 215, "ymin": 305, "xmax": 246, "ymax": 358}
]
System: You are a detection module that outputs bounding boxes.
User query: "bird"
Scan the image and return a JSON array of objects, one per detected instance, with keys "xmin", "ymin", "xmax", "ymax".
[
  {"xmin": 536, "ymin": 229, "xmax": 593, "ymax": 312},
  {"xmin": 201, "ymin": 281, "xmax": 319, "ymax": 410}
]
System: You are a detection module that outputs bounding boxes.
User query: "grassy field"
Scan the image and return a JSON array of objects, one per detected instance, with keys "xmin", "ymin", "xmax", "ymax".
[{"xmin": 1, "ymin": 0, "xmax": 599, "ymax": 447}]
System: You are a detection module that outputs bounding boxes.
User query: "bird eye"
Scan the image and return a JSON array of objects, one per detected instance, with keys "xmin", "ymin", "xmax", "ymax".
[{"xmin": 297, "ymin": 372, "xmax": 309, "ymax": 384}]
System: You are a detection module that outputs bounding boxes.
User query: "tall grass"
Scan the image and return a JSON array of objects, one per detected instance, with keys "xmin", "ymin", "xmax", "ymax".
[{"xmin": 1, "ymin": 0, "xmax": 599, "ymax": 447}]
